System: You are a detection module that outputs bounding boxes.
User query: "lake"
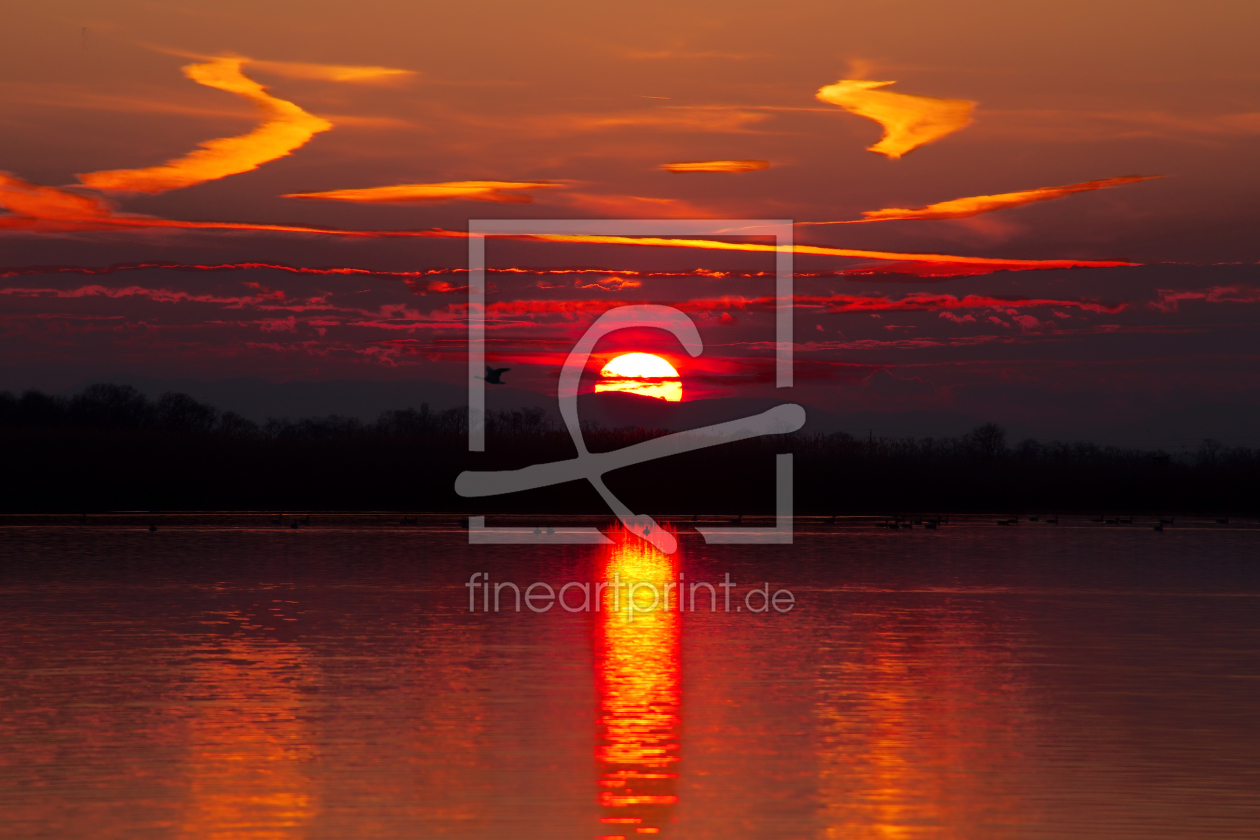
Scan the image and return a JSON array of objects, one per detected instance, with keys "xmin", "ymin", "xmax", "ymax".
[{"xmin": 1, "ymin": 516, "xmax": 1257, "ymax": 838}]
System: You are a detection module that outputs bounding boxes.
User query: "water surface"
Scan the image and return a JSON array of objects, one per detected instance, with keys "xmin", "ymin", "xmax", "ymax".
[{"xmin": 1, "ymin": 517, "xmax": 1257, "ymax": 838}]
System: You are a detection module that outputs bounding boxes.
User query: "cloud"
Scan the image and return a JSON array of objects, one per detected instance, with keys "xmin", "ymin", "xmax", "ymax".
[
  {"xmin": 0, "ymin": 173, "xmax": 114, "ymax": 221},
  {"xmin": 515, "ymin": 106, "xmax": 768, "ymax": 136},
  {"xmin": 1150, "ymin": 286, "xmax": 1260, "ymax": 311},
  {"xmin": 478, "ymin": 292, "xmax": 1125, "ymax": 317},
  {"xmin": 246, "ymin": 60, "xmax": 416, "ymax": 83},
  {"xmin": 0, "ymin": 174, "xmax": 476, "ymax": 237},
  {"xmin": 801, "ymin": 176, "xmax": 1161, "ymax": 225},
  {"xmin": 838, "ymin": 262, "xmax": 1024, "ymax": 279},
  {"xmin": 0, "ymin": 283, "xmax": 293, "ymax": 308},
  {"xmin": 76, "ymin": 57, "xmax": 332, "ymax": 194},
  {"xmin": 814, "ymin": 293, "xmax": 1126, "ymax": 315},
  {"xmin": 284, "ymin": 181, "xmax": 561, "ymax": 204},
  {"xmin": 0, "ymin": 260, "xmax": 468, "ymax": 286},
  {"xmin": 0, "ymin": 261, "xmax": 857, "ymax": 286},
  {"xmin": 575, "ymin": 277, "xmax": 642, "ymax": 291},
  {"xmin": 815, "ymin": 79, "xmax": 974, "ymax": 159},
  {"xmin": 283, "ymin": 181, "xmax": 713, "ymax": 215},
  {"xmin": 525, "ymin": 232, "xmax": 1137, "ymax": 272},
  {"xmin": 620, "ymin": 47, "xmax": 760, "ymax": 60},
  {"xmin": 558, "ymin": 192, "xmax": 712, "ymax": 218},
  {"xmin": 660, "ymin": 160, "xmax": 770, "ymax": 173},
  {"xmin": 0, "ymin": 173, "xmax": 1136, "ymax": 278}
]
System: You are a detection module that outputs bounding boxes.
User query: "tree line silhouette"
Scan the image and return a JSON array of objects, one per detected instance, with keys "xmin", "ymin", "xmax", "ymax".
[{"xmin": 2, "ymin": 384, "xmax": 1256, "ymax": 515}]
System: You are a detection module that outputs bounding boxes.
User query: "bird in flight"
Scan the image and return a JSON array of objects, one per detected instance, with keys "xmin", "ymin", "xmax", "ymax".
[{"xmin": 483, "ymin": 366, "xmax": 510, "ymax": 385}]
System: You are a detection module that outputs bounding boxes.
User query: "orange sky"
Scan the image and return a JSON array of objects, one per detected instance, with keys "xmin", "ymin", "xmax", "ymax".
[{"xmin": 0, "ymin": 0, "xmax": 1258, "ymax": 438}]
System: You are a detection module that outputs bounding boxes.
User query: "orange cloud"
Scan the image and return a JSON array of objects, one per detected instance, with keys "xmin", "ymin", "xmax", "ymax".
[
  {"xmin": 798, "ymin": 175, "xmax": 1163, "ymax": 226},
  {"xmin": 246, "ymin": 60, "xmax": 415, "ymax": 83},
  {"xmin": 534, "ymin": 107, "xmax": 767, "ymax": 135},
  {"xmin": 815, "ymin": 79, "xmax": 974, "ymax": 159},
  {"xmin": 524, "ymin": 233, "xmax": 1136, "ymax": 271},
  {"xmin": 0, "ymin": 173, "xmax": 114, "ymax": 221},
  {"xmin": 0, "ymin": 172, "xmax": 1137, "ymax": 277},
  {"xmin": 559, "ymin": 192, "xmax": 711, "ymax": 218},
  {"xmin": 858, "ymin": 175, "xmax": 1162, "ymax": 221},
  {"xmin": 660, "ymin": 160, "xmax": 770, "ymax": 173},
  {"xmin": 0, "ymin": 174, "xmax": 470, "ymax": 238},
  {"xmin": 283, "ymin": 181, "xmax": 560, "ymax": 204},
  {"xmin": 77, "ymin": 57, "xmax": 332, "ymax": 193}
]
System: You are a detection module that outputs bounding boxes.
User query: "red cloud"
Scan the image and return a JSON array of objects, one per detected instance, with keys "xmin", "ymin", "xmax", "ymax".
[
  {"xmin": 1150, "ymin": 286, "xmax": 1260, "ymax": 311},
  {"xmin": 478, "ymin": 292, "xmax": 1125, "ymax": 317}
]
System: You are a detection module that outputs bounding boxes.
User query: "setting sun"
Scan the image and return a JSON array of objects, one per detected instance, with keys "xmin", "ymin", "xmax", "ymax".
[{"xmin": 596, "ymin": 353, "xmax": 682, "ymax": 402}]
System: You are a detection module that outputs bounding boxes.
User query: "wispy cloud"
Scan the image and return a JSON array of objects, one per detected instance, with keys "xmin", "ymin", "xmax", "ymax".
[
  {"xmin": 0, "ymin": 170, "xmax": 1136, "ymax": 277},
  {"xmin": 284, "ymin": 180, "xmax": 561, "ymax": 204},
  {"xmin": 0, "ymin": 261, "xmax": 776, "ymax": 283},
  {"xmin": 977, "ymin": 108, "xmax": 1260, "ymax": 144},
  {"xmin": 76, "ymin": 57, "xmax": 332, "ymax": 193},
  {"xmin": 0, "ymin": 260, "xmax": 470, "ymax": 294},
  {"xmin": 435, "ymin": 105, "xmax": 769, "ymax": 138},
  {"xmin": 574, "ymin": 277, "xmax": 642, "ymax": 291},
  {"xmin": 246, "ymin": 60, "xmax": 416, "ymax": 83},
  {"xmin": 558, "ymin": 192, "xmax": 713, "ymax": 218},
  {"xmin": 660, "ymin": 160, "xmax": 770, "ymax": 173},
  {"xmin": 0, "ymin": 173, "xmax": 472, "ymax": 236},
  {"xmin": 1150, "ymin": 285, "xmax": 1260, "ymax": 311},
  {"xmin": 619, "ymin": 47, "xmax": 761, "ymax": 60},
  {"xmin": 479, "ymin": 292, "xmax": 1125, "ymax": 317},
  {"xmin": 800, "ymin": 176, "xmax": 1161, "ymax": 225},
  {"xmin": 524, "ymin": 232, "xmax": 1137, "ymax": 272},
  {"xmin": 0, "ymin": 173, "xmax": 115, "ymax": 221},
  {"xmin": 561, "ymin": 106, "xmax": 769, "ymax": 133},
  {"xmin": 815, "ymin": 79, "xmax": 974, "ymax": 159}
]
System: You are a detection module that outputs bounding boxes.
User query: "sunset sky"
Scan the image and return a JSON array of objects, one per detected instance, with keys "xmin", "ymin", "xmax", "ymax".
[{"xmin": 2, "ymin": 0, "xmax": 1258, "ymax": 442}]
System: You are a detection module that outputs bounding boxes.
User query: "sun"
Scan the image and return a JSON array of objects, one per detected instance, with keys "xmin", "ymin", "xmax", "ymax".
[{"xmin": 596, "ymin": 352, "xmax": 682, "ymax": 402}]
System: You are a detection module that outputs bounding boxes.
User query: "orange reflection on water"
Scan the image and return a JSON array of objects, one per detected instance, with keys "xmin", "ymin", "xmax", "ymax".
[
  {"xmin": 595, "ymin": 534, "xmax": 681, "ymax": 838},
  {"xmin": 178, "ymin": 634, "xmax": 316, "ymax": 839},
  {"xmin": 816, "ymin": 609, "xmax": 1032, "ymax": 839}
]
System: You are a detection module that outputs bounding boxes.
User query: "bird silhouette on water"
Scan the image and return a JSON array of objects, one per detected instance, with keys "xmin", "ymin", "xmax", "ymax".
[{"xmin": 482, "ymin": 366, "xmax": 510, "ymax": 385}]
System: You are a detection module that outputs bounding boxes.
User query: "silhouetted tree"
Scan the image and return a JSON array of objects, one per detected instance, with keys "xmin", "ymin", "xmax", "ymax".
[
  {"xmin": 68, "ymin": 384, "xmax": 151, "ymax": 429},
  {"xmin": 1, "ymin": 384, "xmax": 1258, "ymax": 514},
  {"xmin": 217, "ymin": 411, "xmax": 260, "ymax": 436},
  {"xmin": 154, "ymin": 392, "xmax": 219, "ymax": 433},
  {"xmin": 16, "ymin": 390, "xmax": 67, "ymax": 427},
  {"xmin": 963, "ymin": 423, "xmax": 1007, "ymax": 458}
]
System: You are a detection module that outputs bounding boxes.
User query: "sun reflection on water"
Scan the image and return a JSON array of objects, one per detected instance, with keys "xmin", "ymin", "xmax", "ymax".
[
  {"xmin": 595, "ymin": 533, "xmax": 682, "ymax": 838},
  {"xmin": 814, "ymin": 607, "xmax": 1034, "ymax": 839},
  {"xmin": 177, "ymin": 636, "xmax": 316, "ymax": 840}
]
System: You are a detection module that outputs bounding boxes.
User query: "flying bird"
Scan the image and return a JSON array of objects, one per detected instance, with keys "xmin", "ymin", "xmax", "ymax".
[{"xmin": 483, "ymin": 366, "xmax": 510, "ymax": 385}]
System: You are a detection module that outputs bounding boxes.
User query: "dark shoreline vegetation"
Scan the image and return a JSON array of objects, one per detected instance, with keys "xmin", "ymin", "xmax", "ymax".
[{"xmin": 3, "ymin": 384, "xmax": 1258, "ymax": 516}]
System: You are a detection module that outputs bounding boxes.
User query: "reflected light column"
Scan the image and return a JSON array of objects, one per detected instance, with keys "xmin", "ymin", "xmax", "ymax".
[
  {"xmin": 178, "ymin": 637, "xmax": 316, "ymax": 839},
  {"xmin": 595, "ymin": 534, "xmax": 681, "ymax": 838}
]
